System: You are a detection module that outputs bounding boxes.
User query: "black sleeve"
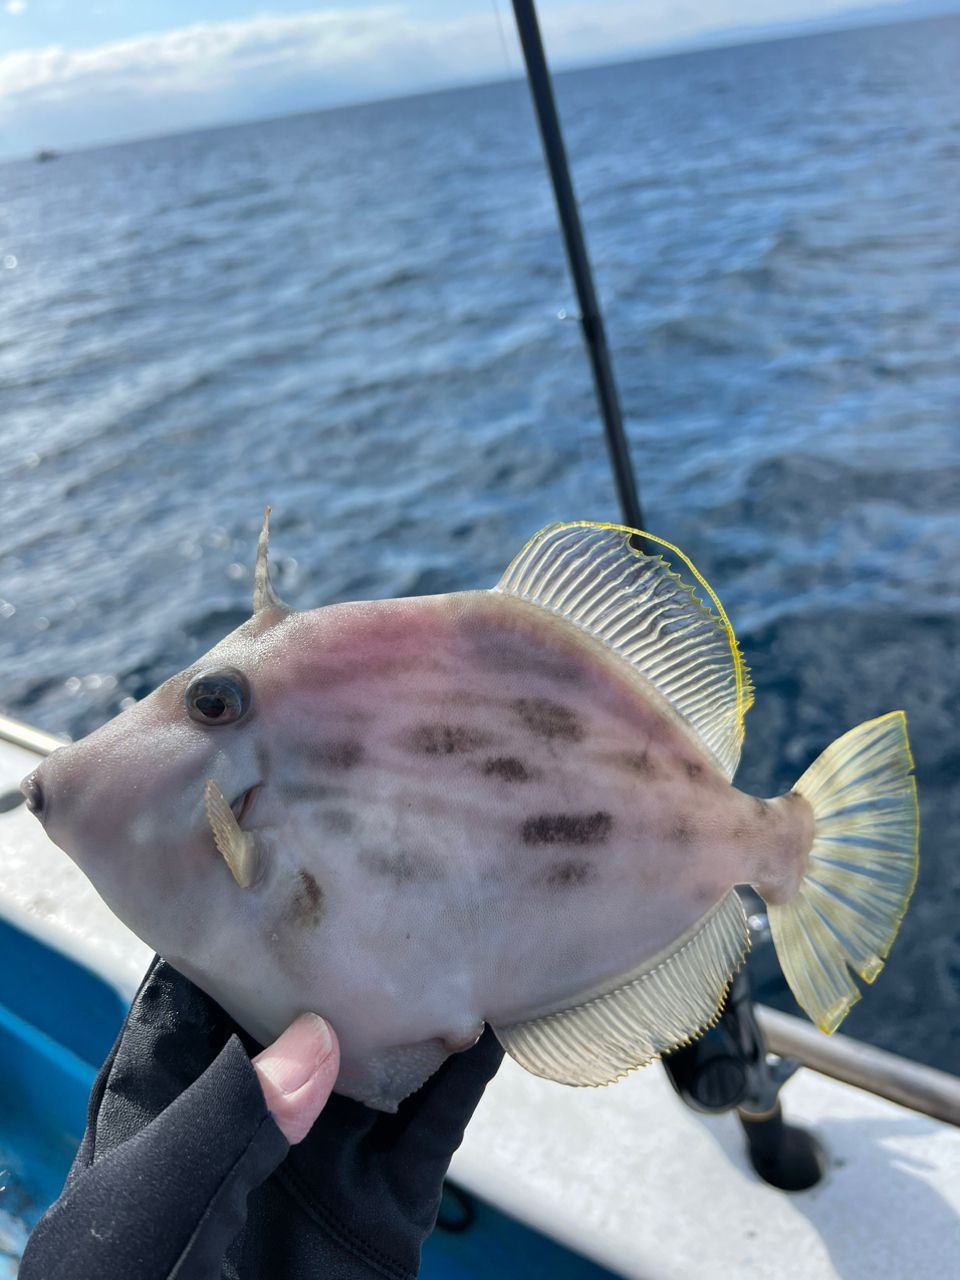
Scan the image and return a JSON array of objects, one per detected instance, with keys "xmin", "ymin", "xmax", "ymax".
[
  {"xmin": 19, "ymin": 1033, "xmax": 289, "ymax": 1280},
  {"xmin": 20, "ymin": 958, "xmax": 503, "ymax": 1280}
]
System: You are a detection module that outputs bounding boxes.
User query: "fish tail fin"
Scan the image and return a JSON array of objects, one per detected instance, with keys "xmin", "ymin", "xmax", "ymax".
[{"xmin": 767, "ymin": 711, "xmax": 918, "ymax": 1034}]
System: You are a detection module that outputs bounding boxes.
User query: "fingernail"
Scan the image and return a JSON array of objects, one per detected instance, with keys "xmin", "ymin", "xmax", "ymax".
[{"xmin": 256, "ymin": 1013, "xmax": 333, "ymax": 1096}]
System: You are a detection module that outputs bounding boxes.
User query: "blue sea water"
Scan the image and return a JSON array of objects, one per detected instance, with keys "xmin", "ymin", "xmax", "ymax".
[{"xmin": 0, "ymin": 15, "xmax": 958, "ymax": 1072}]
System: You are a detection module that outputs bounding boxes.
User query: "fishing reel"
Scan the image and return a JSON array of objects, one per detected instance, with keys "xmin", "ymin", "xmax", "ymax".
[{"xmin": 661, "ymin": 913, "xmax": 825, "ymax": 1191}]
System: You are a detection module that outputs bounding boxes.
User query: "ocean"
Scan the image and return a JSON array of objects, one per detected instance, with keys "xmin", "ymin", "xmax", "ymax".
[{"xmin": 1, "ymin": 14, "xmax": 957, "ymax": 1072}]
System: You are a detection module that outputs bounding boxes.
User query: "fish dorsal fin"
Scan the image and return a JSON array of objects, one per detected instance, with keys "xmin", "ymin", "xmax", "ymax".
[
  {"xmin": 492, "ymin": 890, "xmax": 749, "ymax": 1085},
  {"xmin": 253, "ymin": 506, "xmax": 288, "ymax": 614},
  {"xmin": 495, "ymin": 521, "xmax": 753, "ymax": 780}
]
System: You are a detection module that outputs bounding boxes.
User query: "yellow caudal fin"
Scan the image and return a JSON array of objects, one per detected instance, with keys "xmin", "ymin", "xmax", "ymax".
[{"xmin": 768, "ymin": 712, "xmax": 918, "ymax": 1034}]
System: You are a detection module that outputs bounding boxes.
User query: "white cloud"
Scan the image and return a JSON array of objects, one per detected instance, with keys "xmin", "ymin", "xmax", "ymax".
[
  {"xmin": 5, "ymin": 0, "xmax": 27, "ymax": 17},
  {"xmin": 0, "ymin": 2, "xmax": 905, "ymax": 154}
]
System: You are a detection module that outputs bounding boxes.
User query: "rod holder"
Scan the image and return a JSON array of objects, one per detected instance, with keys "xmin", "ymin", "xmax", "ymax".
[{"xmin": 661, "ymin": 958, "xmax": 825, "ymax": 1191}]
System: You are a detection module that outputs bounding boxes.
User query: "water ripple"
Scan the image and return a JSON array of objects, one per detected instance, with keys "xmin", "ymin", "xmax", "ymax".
[{"xmin": 1, "ymin": 14, "xmax": 958, "ymax": 1070}]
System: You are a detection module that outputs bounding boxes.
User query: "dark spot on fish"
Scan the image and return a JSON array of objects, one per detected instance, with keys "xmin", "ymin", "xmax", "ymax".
[
  {"xmin": 461, "ymin": 618, "xmax": 585, "ymax": 684},
  {"xmin": 693, "ymin": 882, "xmax": 720, "ymax": 904},
  {"xmin": 545, "ymin": 859, "xmax": 595, "ymax": 888},
  {"xmin": 754, "ymin": 798, "xmax": 770, "ymax": 818},
  {"xmin": 513, "ymin": 697, "xmax": 584, "ymax": 743},
  {"xmin": 622, "ymin": 751, "xmax": 657, "ymax": 778},
  {"xmin": 521, "ymin": 812, "xmax": 612, "ymax": 846},
  {"xmin": 320, "ymin": 807, "xmax": 356, "ymax": 835},
  {"xmin": 315, "ymin": 740, "xmax": 364, "ymax": 770},
  {"xmin": 359, "ymin": 849, "xmax": 445, "ymax": 884},
  {"xmin": 685, "ymin": 760, "xmax": 704, "ymax": 781},
  {"xmin": 784, "ymin": 790, "xmax": 803, "ymax": 803},
  {"xmin": 255, "ymin": 742, "xmax": 271, "ymax": 778},
  {"xmin": 482, "ymin": 756, "xmax": 532, "ymax": 783},
  {"xmin": 405, "ymin": 724, "xmax": 492, "ymax": 756},
  {"xmin": 289, "ymin": 869, "xmax": 325, "ymax": 927},
  {"xmin": 671, "ymin": 817, "xmax": 695, "ymax": 846}
]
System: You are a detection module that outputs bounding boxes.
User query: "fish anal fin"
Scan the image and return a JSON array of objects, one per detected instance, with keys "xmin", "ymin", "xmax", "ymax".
[{"xmin": 492, "ymin": 890, "xmax": 749, "ymax": 1086}]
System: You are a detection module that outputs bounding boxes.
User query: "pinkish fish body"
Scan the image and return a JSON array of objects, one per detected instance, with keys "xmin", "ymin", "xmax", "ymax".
[{"xmin": 23, "ymin": 519, "xmax": 918, "ymax": 1110}]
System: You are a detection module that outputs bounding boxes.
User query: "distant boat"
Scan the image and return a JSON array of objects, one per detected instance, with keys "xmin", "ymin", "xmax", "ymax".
[{"xmin": 34, "ymin": 148, "xmax": 59, "ymax": 162}]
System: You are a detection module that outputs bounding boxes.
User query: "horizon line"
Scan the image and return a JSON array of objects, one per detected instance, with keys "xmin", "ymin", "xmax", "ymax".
[{"xmin": 2, "ymin": 4, "xmax": 957, "ymax": 166}]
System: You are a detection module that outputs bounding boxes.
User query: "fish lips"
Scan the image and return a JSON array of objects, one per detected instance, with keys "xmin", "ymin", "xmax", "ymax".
[{"xmin": 20, "ymin": 771, "xmax": 45, "ymax": 822}]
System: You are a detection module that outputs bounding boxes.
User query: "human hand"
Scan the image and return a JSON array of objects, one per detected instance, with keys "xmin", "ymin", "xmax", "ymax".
[
  {"xmin": 20, "ymin": 957, "xmax": 502, "ymax": 1280},
  {"xmin": 250, "ymin": 1011, "xmax": 340, "ymax": 1145}
]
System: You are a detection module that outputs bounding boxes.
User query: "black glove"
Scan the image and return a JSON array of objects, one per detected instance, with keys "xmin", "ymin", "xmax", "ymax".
[{"xmin": 20, "ymin": 956, "xmax": 504, "ymax": 1280}]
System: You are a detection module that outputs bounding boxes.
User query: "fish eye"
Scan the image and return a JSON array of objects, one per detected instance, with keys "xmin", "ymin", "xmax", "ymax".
[{"xmin": 184, "ymin": 668, "xmax": 251, "ymax": 727}]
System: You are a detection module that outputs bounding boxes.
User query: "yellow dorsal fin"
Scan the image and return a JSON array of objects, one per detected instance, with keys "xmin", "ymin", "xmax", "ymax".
[{"xmin": 495, "ymin": 521, "xmax": 753, "ymax": 780}]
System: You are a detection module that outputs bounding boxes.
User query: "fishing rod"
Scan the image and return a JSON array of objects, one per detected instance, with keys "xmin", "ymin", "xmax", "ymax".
[
  {"xmin": 510, "ymin": 0, "xmax": 828, "ymax": 1190},
  {"xmin": 511, "ymin": 0, "xmax": 644, "ymax": 532}
]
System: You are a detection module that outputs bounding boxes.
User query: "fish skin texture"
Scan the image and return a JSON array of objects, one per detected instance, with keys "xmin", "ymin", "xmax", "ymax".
[{"xmin": 31, "ymin": 589, "xmax": 810, "ymax": 1110}]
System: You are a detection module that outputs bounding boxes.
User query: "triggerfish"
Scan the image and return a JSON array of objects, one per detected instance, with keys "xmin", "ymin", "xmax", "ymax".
[{"xmin": 21, "ymin": 517, "xmax": 919, "ymax": 1111}]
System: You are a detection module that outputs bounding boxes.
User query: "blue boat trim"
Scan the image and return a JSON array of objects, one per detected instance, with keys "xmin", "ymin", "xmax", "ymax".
[{"xmin": 0, "ymin": 910, "xmax": 615, "ymax": 1276}]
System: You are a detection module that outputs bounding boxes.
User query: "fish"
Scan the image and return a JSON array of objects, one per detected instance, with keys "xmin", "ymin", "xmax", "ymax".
[{"xmin": 20, "ymin": 514, "xmax": 919, "ymax": 1111}]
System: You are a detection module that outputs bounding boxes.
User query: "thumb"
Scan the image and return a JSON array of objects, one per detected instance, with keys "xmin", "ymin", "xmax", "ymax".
[{"xmin": 251, "ymin": 1013, "xmax": 340, "ymax": 1144}]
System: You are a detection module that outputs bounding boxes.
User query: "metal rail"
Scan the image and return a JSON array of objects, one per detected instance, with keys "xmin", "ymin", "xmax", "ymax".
[
  {"xmin": 0, "ymin": 711, "xmax": 69, "ymax": 756},
  {"xmin": 759, "ymin": 1006, "xmax": 960, "ymax": 1129},
  {"xmin": 511, "ymin": 0, "xmax": 644, "ymax": 531}
]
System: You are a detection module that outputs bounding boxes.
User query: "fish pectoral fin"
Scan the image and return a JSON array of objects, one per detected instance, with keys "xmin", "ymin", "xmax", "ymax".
[
  {"xmin": 204, "ymin": 780, "xmax": 261, "ymax": 888},
  {"xmin": 492, "ymin": 890, "xmax": 749, "ymax": 1087}
]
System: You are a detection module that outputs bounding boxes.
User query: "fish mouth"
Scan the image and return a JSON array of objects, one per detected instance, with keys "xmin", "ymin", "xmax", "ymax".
[{"xmin": 230, "ymin": 784, "xmax": 261, "ymax": 827}]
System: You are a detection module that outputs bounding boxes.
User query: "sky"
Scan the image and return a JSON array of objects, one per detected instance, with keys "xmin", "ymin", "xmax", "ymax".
[{"xmin": 0, "ymin": 1, "xmax": 951, "ymax": 158}]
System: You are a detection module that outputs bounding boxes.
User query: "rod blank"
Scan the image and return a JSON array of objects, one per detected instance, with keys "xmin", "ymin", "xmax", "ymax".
[{"xmin": 511, "ymin": 0, "xmax": 643, "ymax": 532}]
